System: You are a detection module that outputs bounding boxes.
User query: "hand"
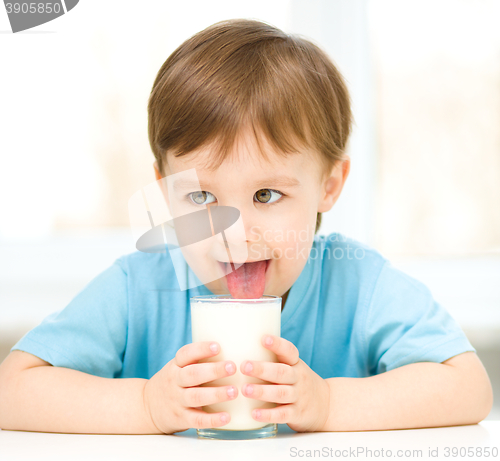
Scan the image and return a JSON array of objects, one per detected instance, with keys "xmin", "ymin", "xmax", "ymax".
[
  {"xmin": 240, "ymin": 335, "xmax": 330, "ymax": 432},
  {"xmin": 143, "ymin": 341, "xmax": 238, "ymax": 434}
]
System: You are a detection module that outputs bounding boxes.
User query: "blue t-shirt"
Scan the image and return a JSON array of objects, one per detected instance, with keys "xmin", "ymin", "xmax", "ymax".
[{"xmin": 11, "ymin": 233, "xmax": 475, "ymax": 379}]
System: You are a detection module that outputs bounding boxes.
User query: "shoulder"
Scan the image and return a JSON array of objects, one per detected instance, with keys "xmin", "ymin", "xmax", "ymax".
[
  {"xmin": 312, "ymin": 232, "xmax": 434, "ymax": 300},
  {"xmin": 306, "ymin": 233, "xmax": 392, "ymax": 314},
  {"xmin": 116, "ymin": 249, "xmax": 164, "ymax": 270},
  {"xmin": 312, "ymin": 232, "xmax": 388, "ymax": 280},
  {"xmin": 114, "ymin": 249, "xmax": 180, "ymax": 290}
]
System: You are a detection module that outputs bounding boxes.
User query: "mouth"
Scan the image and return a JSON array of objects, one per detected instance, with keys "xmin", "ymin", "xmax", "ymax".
[{"xmin": 217, "ymin": 259, "xmax": 271, "ymax": 274}]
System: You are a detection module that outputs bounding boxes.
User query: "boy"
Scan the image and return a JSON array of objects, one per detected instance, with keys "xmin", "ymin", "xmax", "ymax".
[{"xmin": 0, "ymin": 19, "xmax": 493, "ymax": 434}]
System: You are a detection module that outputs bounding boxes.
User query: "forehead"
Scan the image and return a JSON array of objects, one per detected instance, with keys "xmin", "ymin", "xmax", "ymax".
[{"xmin": 166, "ymin": 128, "xmax": 323, "ymax": 181}]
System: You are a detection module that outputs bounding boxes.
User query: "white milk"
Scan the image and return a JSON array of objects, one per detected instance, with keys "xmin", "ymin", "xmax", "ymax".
[{"xmin": 190, "ymin": 298, "xmax": 281, "ymax": 430}]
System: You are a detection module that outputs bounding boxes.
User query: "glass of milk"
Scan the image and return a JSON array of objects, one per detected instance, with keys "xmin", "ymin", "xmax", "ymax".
[{"xmin": 190, "ymin": 294, "xmax": 281, "ymax": 440}]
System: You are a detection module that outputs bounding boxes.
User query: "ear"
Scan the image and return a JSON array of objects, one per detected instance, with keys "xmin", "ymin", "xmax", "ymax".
[
  {"xmin": 153, "ymin": 160, "xmax": 170, "ymax": 207},
  {"xmin": 317, "ymin": 157, "xmax": 350, "ymax": 213},
  {"xmin": 153, "ymin": 160, "xmax": 162, "ymax": 180}
]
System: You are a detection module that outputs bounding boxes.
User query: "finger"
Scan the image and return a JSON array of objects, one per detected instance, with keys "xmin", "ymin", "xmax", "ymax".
[
  {"xmin": 178, "ymin": 361, "xmax": 236, "ymax": 387},
  {"xmin": 183, "ymin": 385, "xmax": 238, "ymax": 407},
  {"xmin": 185, "ymin": 408, "xmax": 231, "ymax": 428},
  {"xmin": 240, "ymin": 360, "xmax": 297, "ymax": 385},
  {"xmin": 175, "ymin": 341, "xmax": 220, "ymax": 367},
  {"xmin": 242, "ymin": 383, "xmax": 295, "ymax": 404},
  {"xmin": 251, "ymin": 404, "xmax": 293, "ymax": 424},
  {"xmin": 261, "ymin": 335, "xmax": 300, "ymax": 366}
]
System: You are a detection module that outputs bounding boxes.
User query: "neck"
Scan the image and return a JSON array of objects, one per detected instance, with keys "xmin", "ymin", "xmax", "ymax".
[{"xmin": 281, "ymin": 289, "xmax": 290, "ymax": 312}]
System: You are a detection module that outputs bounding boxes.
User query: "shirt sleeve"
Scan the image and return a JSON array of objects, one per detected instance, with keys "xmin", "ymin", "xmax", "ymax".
[
  {"xmin": 10, "ymin": 258, "xmax": 129, "ymax": 378},
  {"xmin": 364, "ymin": 260, "xmax": 476, "ymax": 375}
]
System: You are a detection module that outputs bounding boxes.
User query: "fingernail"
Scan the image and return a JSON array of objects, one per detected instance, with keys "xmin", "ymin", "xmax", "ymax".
[
  {"xmin": 210, "ymin": 343, "xmax": 219, "ymax": 353},
  {"xmin": 265, "ymin": 336, "xmax": 273, "ymax": 346},
  {"xmin": 245, "ymin": 384, "xmax": 253, "ymax": 395},
  {"xmin": 220, "ymin": 414, "xmax": 228, "ymax": 423},
  {"xmin": 227, "ymin": 386, "xmax": 236, "ymax": 398},
  {"xmin": 244, "ymin": 362, "xmax": 253, "ymax": 373},
  {"xmin": 253, "ymin": 409, "xmax": 261, "ymax": 419},
  {"xmin": 225, "ymin": 362, "xmax": 235, "ymax": 373}
]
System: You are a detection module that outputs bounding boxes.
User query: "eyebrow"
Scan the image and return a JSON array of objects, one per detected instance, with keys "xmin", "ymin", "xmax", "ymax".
[{"xmin": 172, "ymin": 176, "xmax": 301, "ymax": 190}]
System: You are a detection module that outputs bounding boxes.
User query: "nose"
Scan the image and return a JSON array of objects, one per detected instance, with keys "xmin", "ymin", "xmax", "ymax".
[
  {"xmin": 207, "ymin": 202, "xmax": 260, "ymax": 263},
  {"xmin": 211, "ymin": 197, "xmax": 259, "ymax": 239}
]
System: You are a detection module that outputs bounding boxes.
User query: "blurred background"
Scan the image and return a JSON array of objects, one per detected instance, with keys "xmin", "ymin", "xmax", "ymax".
[{"xmin": 0, "ymin": 0, "xmax": 498, "ymax": 419}]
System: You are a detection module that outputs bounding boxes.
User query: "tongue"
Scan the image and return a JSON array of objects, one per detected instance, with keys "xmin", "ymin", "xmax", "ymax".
[{"xmin": 226, "ymin": 260, "xmax": 267, "ymax": 299}]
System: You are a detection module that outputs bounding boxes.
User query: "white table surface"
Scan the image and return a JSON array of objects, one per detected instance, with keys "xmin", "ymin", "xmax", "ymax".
[{"xmin": 0, "ymin": 422, "xmax": 499, "ymax": 461}]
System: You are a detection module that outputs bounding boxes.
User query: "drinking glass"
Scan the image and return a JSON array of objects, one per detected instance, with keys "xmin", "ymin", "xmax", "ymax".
[{"xmin": 190, "ymin": 294, "xmax": 281, "ymax": 440}]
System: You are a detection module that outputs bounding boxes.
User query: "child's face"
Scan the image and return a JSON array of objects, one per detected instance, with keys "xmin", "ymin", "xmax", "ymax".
[{"xmin": 155, "ymin": 129, "xmax": 349, "ymax": 298}]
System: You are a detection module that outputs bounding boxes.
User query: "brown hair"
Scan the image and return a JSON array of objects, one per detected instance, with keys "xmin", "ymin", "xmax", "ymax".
[{"xmin": 148, "ymin": 18, "xmax": 352, "ymax": 233}]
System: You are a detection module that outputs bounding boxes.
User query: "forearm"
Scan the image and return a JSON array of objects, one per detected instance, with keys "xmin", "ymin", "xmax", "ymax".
[
  {"xmin": 322, "ymin": 357, "xmax": 492, "ymax": 431},
  {"xmin": 0, "ymin": 366, "xmax": 161, "ymax": 434}
]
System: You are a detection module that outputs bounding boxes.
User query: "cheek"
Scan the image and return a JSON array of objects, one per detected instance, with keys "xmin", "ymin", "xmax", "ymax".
[
  {"xmin": 262, "ymin": 218, "xmax": 315, "ymax": 261},
  {"xmin": 248, "ymin": 198, "xmax": 318, "ymax": 259},
  {"xmin": 180, "ymin": 240, "xmax": 225, "ymax": 286},
  {"xmin": 283, "ymin": 208, "xmax": 317, "ymax": 242}
]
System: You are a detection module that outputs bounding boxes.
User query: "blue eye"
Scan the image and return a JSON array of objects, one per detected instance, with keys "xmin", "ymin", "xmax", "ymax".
[
  {"xmin": 188, "ymin": 191, "xmax": 217, "ymax": 205},
  {"xmin": 254, "ymin": 189, "xmax": 283, "ymax": 204}
]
